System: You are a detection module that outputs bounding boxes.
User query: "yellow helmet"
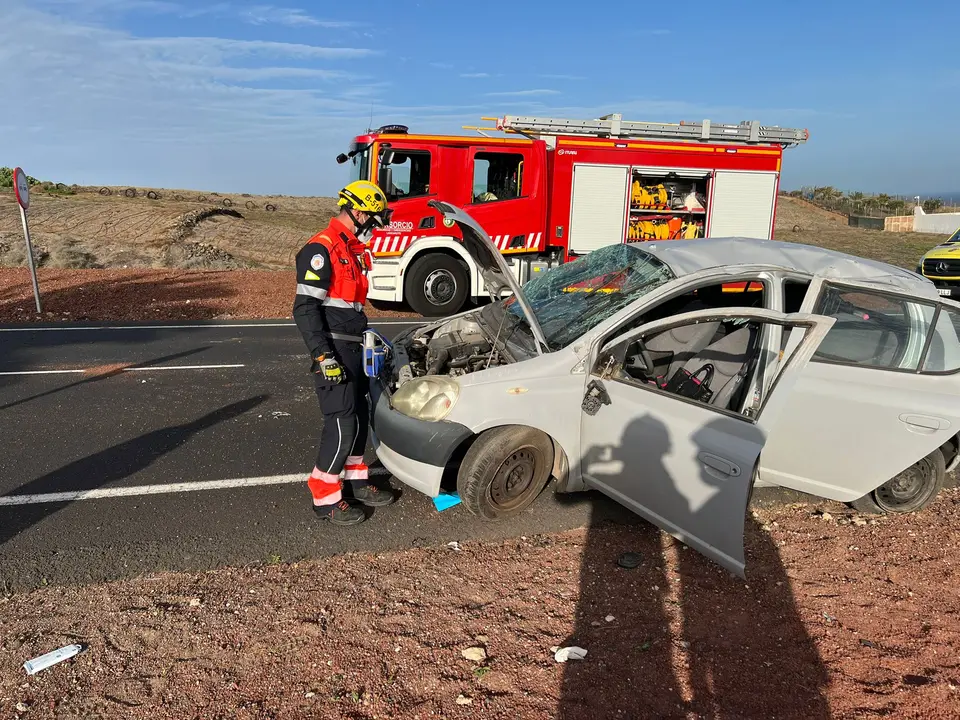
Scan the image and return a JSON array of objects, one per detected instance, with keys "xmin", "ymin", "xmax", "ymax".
[{"xmin": 337, "ymin": 180, "xmax": 390, "ymax": 228}]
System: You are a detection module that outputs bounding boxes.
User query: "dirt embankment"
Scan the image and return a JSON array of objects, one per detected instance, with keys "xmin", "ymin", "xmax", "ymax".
[
  {"xmin": 1, "ymin": 489, "xmax": 958, "ymax": 719},
  {"xmin": 0, "ymin": 191, "xmax": 953, "ymax": 325},
  {"xmin": 773, "ymin": 195, "xmax": 944, "ymax": 270},
  {"xmin": 0, "ymin": 187, "xmax": 339, "ymax": 272}
]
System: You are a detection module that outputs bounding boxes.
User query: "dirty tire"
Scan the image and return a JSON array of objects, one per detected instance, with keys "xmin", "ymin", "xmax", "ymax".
[
  {"xmin": 405, "ymin": 253, "xmax": 470, "ymax": 317},
  {"xmin": 147, "ymin": 190, "xmax": 160, "ymax": 200},
  {"xmin": 55, "ymin": 182, "xmax": 66, "ymax": 190},
  {"xmin": 198, "ymin": 195, "xmax": 207, "ymax": 202},
  {"xmin": 850, "ymin": 448, "xmax": 946, "ymax": 514},
  {"xmin": 792, "ymin": 224, "xmax": 802, "ymax": 233},
  {"xmin": 174, "ymin": 194, "xmax": 184, "ymax": 201},
  {"xmin": 99, "ymin": 187, "xmax": 111, "ymax": 196},
  {"xmin": 265, "ymin": 203, "xmax": 277, "ymax": 212},
  {"xmin": 222, "ymin": 198, "xmax": 233, "ymax": 207},
  {"xmin": 124, "ymin": 187, "xmax": 136, "ymax": 198},
  {"xmin": 457, "ymin": 426, "xmax": 554, "ymax": 521},
  {"xmin": 245, "ymin": 200, "xmax": 257, "ymax": 210}
]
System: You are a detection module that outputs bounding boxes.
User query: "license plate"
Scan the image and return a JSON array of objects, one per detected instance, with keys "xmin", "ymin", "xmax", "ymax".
[{"xmin": 939, "ymin": 288, "xmax": 952, "ymax": 297}]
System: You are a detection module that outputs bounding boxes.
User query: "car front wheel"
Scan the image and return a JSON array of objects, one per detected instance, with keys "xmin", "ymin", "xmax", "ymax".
[
  {"xmin": 849, "ymin": 448, "xmax": 946, "ymax": 514},
  {"xmin": 457, "ymin": 426, "xmax": 555, "ymax": 521}
]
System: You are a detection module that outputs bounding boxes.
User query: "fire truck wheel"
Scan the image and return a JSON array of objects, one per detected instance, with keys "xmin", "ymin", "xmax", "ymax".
[{"xmin": 406, "ymin": 253, "xmax": 469, "ymax": 317}]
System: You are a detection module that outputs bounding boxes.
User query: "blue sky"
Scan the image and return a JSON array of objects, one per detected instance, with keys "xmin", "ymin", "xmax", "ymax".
[{"xmin": 2, "ymin": 0, "xmax": 957, "ymax": 197}]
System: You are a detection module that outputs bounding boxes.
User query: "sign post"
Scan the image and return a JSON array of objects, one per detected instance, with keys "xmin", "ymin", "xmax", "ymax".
[{"xmin": 13, "ymin": 167, "xmax": 42, "ymax": 314}]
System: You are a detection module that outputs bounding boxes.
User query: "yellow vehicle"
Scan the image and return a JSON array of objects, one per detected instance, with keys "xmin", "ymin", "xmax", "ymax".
[{"xmin": 917, "ymin": 225, "xmax": 960, "ymax": 298}]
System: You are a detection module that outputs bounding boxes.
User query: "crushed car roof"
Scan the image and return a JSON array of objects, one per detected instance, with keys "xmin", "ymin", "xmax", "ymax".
[{"xmin": 636, "ymin": 237, "xmax": 938, "ymax": 299}]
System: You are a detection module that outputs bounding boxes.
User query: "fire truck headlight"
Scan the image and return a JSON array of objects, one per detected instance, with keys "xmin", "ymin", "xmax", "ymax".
[{"xmin": 391, "ymin": 376, "xmax": 460, "ymax": 422}]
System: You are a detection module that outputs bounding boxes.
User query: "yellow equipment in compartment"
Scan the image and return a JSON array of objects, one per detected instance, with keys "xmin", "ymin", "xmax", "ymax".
[
  {"xmin": 631, "ymin": 181, "xmax": 668, "ymax": 209},
  {"xmin": 628, "ymin": 217, "xmax": 703, "ymax": 241}
]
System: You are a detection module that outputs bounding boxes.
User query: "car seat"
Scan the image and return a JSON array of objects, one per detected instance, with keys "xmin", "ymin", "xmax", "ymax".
[
  {"xmin": 644, "ymin": 321, "xmax": 722, "ymax": 381},
  {"xmin": 674, "ymin": 325, "xmax": 758, "ymax": 410}
]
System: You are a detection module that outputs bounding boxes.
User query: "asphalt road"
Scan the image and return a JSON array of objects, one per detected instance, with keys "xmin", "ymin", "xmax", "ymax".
[{"xmin": 0, "ymin": 320, "xmax": 679, "ymax": 593}]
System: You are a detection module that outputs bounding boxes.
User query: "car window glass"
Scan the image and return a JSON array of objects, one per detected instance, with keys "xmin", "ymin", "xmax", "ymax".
[
  {"xmin": 496, "ymin": 244, "xmax": 676, "ymax": 351},
  {"xmin": 812, "ymin": 285, "xmax": 935, "ymax": 371},
  {"xmin": 921, "ymin": 305, "xmax": 960, "ymax": 373}
]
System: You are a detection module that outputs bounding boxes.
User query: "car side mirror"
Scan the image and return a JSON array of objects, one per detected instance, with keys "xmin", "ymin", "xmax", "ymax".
[{"xmin": 380, "ymin": 148, "xmax": 395, "ymax": 166}]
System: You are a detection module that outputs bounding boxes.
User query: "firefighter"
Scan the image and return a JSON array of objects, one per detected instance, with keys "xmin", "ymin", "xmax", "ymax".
[{"xmin": 293, "ymin": 179, "xmax": 397, "ymax": 526}]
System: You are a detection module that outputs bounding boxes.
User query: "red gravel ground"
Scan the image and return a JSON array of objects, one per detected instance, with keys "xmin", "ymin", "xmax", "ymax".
[
  {"xmin": 0, "ymin": 268, "xmax": 416, "ymax": 323},
  {"xmin": 1, "ymin": 490, "xmax": 958, "ymax": 719}
]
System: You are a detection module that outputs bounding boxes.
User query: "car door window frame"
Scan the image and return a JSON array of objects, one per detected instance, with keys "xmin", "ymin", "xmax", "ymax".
[
  {"xmin": 580, "ymin": 269, "xmax": 784, "ymax": 405},
  {"xmin": 790, "ymin": 277, "xmax": 941, "ymax": 375},
  {"xmin": 917, "ymin": 297, "xmax": 960, "ymax": 375},
  {"xmin": 590, "ymin": 307, "xmax": 836, "ymax": 425},
  {"xmin": 585, "ymin": 267, "xmax": 783, "ymax": 350}
]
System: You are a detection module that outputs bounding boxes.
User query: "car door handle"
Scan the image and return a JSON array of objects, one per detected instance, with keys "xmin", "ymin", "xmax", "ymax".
[
  {"xmin": 698, "ymin": 453, "xmax": 741, "ymax": 477},
  {"xmin": 899, "ymin": 414, "xmax": 948, "ymax": 433}
]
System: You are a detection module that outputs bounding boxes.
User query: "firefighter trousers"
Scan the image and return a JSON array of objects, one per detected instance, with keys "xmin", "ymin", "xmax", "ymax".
[{"xmin": 313, "ymin": 342, "xmax": 369, "ymax": 478}]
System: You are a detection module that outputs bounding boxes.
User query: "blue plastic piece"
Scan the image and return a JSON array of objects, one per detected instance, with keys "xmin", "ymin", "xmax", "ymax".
[{"xmin": 432, "ymin": 491, "xmax": 462, "ymax": 511}]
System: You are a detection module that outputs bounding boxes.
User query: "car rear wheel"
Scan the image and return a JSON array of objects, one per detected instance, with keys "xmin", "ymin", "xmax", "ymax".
[
  {"xmin": 457, "ymin": 426, "xmax": 554, "ymax": 521},
  {"xmin": 849, "ymin": 449, "xmax": 946, "ymax": 514}
]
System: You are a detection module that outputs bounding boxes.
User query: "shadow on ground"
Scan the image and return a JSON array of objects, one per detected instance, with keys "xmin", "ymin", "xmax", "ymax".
[{"xmin": 556, "ymin": 415, "xmax": 830, "ymax": 719}]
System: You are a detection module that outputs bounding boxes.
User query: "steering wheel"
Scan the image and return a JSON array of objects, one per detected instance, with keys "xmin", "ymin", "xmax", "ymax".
[{"xmin": 625, "ymin": 338, "xmax": 655, "ymax": 378}]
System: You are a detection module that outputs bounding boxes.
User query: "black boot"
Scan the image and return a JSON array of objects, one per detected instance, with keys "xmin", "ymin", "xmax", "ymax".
[
  {"xmin": 313, "ymin": 500, "xmax": 366, "ymax": 525},
  {"xmin": 347, "ymin": 480, "xmax": 397, "ymax": 507}
]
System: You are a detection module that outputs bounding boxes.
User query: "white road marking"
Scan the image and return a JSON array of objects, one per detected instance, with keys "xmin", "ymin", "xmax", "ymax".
[
  {"xmin": 123, "ymin": 364, "xmax": 245, "ymax": 372},
  {"xmin": 0, "ymin": 364, "xmax": 245, "ymax": 376},
  {"xmin": 0, "ymin": 467, "xmax": 392, "ymax": 506},
  {"xmin": 0, "ymin": 319, "xmax": 429, "ymax": 332}
]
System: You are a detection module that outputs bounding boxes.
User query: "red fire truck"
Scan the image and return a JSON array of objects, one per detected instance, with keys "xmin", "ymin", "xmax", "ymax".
[{"xmin": 337, "ymin": 113, "xmax": 810, "ymax": 317}]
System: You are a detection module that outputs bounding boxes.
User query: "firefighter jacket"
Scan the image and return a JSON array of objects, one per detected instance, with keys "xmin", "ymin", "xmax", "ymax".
[{"xmin": 293, "ymin": 217, "xmax": 369, "ymax": 359}]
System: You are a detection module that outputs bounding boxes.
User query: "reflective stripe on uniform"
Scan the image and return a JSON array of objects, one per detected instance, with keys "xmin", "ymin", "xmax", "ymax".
[
  {"xmin": 322, "ymin": 298, "xmax": 363, "ymax": 311},
  {"xmin": 327, "ymin": 332, "xmax": 362, "ymax": 342},
  {"xmin": 296, "ymin": 283, "xmax": 328, "ymax": 300}
]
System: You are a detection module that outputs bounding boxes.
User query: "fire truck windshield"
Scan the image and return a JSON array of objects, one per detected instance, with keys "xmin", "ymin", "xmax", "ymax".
[
  {"xmin": 483, "ymin": 244, "xmax": 676, "ymax": 353},
  {"xmin": 348, "ymin": 144, "xmax": 372, "ymax": 182}
]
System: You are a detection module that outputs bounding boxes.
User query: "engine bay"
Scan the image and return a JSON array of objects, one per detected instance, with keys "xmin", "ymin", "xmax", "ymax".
[{"xmin": 393, "ymin": 315, "xmax": 506, "ymax": 386}]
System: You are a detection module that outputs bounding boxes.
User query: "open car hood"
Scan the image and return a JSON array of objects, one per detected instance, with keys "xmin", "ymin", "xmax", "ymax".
[{"xmin": 427, "ymin": 200, "xmax": 548, "ymax": 354}]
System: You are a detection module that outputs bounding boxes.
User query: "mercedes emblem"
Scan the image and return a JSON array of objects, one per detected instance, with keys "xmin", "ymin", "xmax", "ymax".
[{"xmin": 937, "ymin": 261, "xmax": 948, "ymax": 274}]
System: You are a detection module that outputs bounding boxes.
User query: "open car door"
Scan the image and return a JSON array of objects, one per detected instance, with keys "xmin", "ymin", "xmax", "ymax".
[
  {"xmin": 579, "ymin": 307, "xmax": 836, "ymax": 577},
  {"xmin": 761, "ymin": 277, "xmax": 960, "ymax": 505}
]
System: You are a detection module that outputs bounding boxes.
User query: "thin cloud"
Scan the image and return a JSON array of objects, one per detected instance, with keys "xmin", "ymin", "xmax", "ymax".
[
  {"xmin": 123, "ymin": 37, "xmax": 377, "ymax": 60},
  {"xmin": 37, "ymin": 0, "xmax": 358, "ymax": 28},
  {"xmin": 430, "ymin": 62, "xmax": 454, "ymax": 70},
  {"xmin": 238, "ymin": 5, "xmax": 358, "ymax": 28},
  {"xmin": 485, "ymin": 89, "xmax": 561, "ymax": 97},
  {"xmin": 540, "ymin": 74, "xmax": 585, "ymax": 81},
  {"xmin": 461, "ymin": 72, "xmax": 493, "ymax": 78}
]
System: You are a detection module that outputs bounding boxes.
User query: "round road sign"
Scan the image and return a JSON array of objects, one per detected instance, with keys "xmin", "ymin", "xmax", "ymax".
[{"xmin": 13, "ymin": 167, "xmax": 30, "ymax": 210}]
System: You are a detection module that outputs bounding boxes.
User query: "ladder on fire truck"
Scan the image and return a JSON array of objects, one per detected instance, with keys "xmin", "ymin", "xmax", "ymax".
[{"xmin": 472, "ymin": 113, "xmax": 809, "ymax": 147}]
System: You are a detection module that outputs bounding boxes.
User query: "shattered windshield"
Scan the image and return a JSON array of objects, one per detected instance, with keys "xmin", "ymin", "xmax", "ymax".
[{"xmin": 490, "ymin": 244, "xmax": 676, "ymax": 352}]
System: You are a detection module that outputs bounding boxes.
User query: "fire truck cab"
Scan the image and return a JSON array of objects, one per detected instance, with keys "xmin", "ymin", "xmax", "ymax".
[{"xmin": 338, "ymin": 114, "xmax": 809, "ymax": 317}]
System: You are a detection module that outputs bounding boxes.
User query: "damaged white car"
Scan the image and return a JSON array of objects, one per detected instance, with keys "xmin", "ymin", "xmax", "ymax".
[{"xmin": 369, "ymin": 201, "xmax": 960, "ymax": 575}]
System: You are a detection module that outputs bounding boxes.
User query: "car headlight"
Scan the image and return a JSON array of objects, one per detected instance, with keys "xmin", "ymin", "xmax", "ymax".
[{"xmin": 390, "ymin": 376, "xmax": 459, "ymax": 421}]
